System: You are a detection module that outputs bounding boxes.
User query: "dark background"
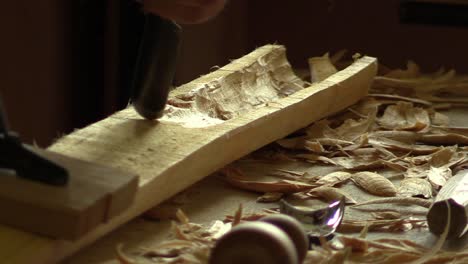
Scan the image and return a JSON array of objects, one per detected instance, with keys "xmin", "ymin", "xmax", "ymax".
[{"xmin": 1, "ymin": 0, "xmax": 468, "ymax": 146}]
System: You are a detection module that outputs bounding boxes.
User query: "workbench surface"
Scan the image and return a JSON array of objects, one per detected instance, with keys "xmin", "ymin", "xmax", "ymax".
[{"xmin": 64, "ymin": 107, "xmax": 468, "ymax": 264}]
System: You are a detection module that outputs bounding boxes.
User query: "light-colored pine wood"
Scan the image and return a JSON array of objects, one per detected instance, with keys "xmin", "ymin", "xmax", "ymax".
[
  {"xmin": 0, "ymin": 45, "xmax": 377, "ymax": 263},
  {"xmin": 0, "ymin": 147, "xmax": 138, "ymax": 240}
]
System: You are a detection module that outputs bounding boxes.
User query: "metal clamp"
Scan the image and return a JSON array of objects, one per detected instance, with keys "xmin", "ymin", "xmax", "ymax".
[{"xmin": 0, "ymin": 96, "xmax": 68, "ymax": 186}]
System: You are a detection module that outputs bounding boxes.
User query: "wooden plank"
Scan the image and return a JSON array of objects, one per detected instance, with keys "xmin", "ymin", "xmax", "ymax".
[
  {"xmin": 0, "ymin": 45, "xmax": 377, "ymax": 263},
  {"xmin": 0, "ymin": 148, "xmax": 138, "ymax": 240}
]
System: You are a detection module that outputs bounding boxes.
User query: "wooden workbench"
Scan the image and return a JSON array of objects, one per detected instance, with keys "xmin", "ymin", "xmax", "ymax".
[{"xmin": 63, "ymin": 107, "xmax": 468, "ymax": 264}]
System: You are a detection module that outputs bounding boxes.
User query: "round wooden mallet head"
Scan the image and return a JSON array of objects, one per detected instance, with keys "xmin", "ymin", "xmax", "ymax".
[
  {"xmin": 209, "ymin": 221, "xmax": 298, "ymax": 264},
  {"xmin": 260, "ymin": 214, "xmax": 309, "ymax": 263}
]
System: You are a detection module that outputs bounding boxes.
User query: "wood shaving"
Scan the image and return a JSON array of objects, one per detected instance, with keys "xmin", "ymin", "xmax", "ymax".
[
  {"xmin": 304, "ymin": 140, "xmax": 326, "ymax": 153},
  {"xmin": 420, "ymin": 131, "xmax": 468, "ymax": 145},
  {"xmin": 332, "ymin": 108, "xmax": 377, "ymax": 141},
  {"xmin": 430, "ymin": 111, "xmax": 450, "ymax": 126},
  {"xmin": 371, "ymin": 211, "xmax": 402, "ymax": 220},
  {"xmin": 369, "ymin": 137, "xmax": 441, "ymax": 155},
  {"xmin": 309, "ymin": 53, "xmax": 338, "ymax": 82},
  {"xmin": 307, "ymin": 186, "xmax": 357, "ymax": 204},
  {"xmin": 275, "ymin": 136, "xmax": 307, "ymax": 149},
  {"xmin": 368, "ymin": 130, "xmax": 420, "ymax": 144},
  {"xmin": 332, "ymin": 156, "xmax": 384, "ymax": 170},
  {"xmin": 338, "ymin": 218, "xmax": 426, "ymax": 233},
  {"xmin": 116, "ymin": 244, "xmax": 136, "ymax": 264},
  {"xmin": 295, "ymin": 153, "xmax": 337, "ymax": 165},
  {"xmin": 232, "ymin": 204, "xmax": 243, "ymax": 226},
  {"xmin": 221, "ymin": 166, "xmax": 315, "ymax": 193},
  {"xmin": 117, "ymin": 56, "xmax": 468, "ymax": 264},
  {"xmin": 427, "ymin": 166, "xmax": 452, "ymax": 190},
  {"xmin": 378, "ymin": 102, "xmax": 430, "ymax": 132},
  {"xmin": 350, "ymin": 197, "xmax": 433, "ymax": 208},
  {"xmin": 268, "ymin": 168, "xmax": 312, "ymax": 181},
  {"xmin": 352, "ymin": 171, "xmax": 397, "ymax": 197},
  {"xmin": 397, "ymin": 178, "xmax": 433, "ymax": 198},
  {"xmin": 315, "ymin": 171, "xmax": 352, "ymax": 186},
  {"xmin": 256, "ymin": 192, "xmax": 283, "ymax": 203},
  {"xmin": 368, "ymin": 93, "xmax": 431, "ymax": 106}
]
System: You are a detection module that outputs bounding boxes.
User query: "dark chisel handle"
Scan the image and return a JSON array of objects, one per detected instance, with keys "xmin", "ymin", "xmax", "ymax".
[{"xmin": 131, "ymin": 14, "xmax": 181, "ymax": 120}]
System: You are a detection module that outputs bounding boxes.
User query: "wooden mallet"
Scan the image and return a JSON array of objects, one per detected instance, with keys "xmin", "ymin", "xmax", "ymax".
[{"xmin": 427, "ymin": 169, "xmax": 468, "ymax": 239}]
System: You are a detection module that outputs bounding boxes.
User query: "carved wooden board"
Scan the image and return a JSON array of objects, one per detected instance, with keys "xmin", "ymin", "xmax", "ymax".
[{"xmin": 0, "ymin": 45, "xmax": 377, "ymax": 263}]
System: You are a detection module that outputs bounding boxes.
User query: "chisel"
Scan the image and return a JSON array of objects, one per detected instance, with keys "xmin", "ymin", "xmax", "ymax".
[{"xmin": 131, "ymin": 13, "xmax": 181, "ymax": 120}]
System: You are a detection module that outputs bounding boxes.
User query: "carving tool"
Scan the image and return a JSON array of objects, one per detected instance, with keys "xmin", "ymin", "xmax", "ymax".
[
  {"xmin": 427, "ymin": 169, "xmax": 468, "ymax": 239},
  {"xmin": 210, "ymin": 199, "xmax": 345, "ymax": 263},
  {"xmin": 131, "ymin": 13, "xmax": 181, "ymax": 120}
]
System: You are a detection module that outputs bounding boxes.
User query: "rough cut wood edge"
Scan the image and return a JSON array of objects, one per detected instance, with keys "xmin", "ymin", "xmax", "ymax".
[{"xmin": 0, "ymin": 45, "xmax": 377, "ymax": 264}]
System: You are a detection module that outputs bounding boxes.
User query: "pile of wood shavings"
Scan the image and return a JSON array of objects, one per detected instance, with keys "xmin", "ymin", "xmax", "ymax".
[
  {"xmin": 117, "ymin": 55, "xmax": 468, "ymax": 263},
  {"xmin": 220, "ymin": 54, "xmax": 468, "ymax": 212},
  {"xmin": 117, "ymin": 207, "xmax": 468, "ymax": 264}
]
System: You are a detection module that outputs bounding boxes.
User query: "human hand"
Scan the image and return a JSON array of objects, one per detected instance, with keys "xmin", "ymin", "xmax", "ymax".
[{"xmin": 143, "ymin": 0, "xmax": 226, "ymax": 24}]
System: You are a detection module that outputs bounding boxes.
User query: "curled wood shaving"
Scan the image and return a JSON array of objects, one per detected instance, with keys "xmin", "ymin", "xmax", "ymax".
[
  {"xmin": 371, "ymin": 211, "xmax": 402, "ymax": 220},
  {"xmin": 430, "ymin": 147, "xmax": 456, "ymax": 167},
  {"xmin": 420, "ymin": 132, "xmax": 468, "ymax": 145},
  {"xmin": 338, "ymin": 218, "xmax": 426, "ymax": 233},
  {"xmin": 369, "ymin": 137, "xmax": 441, "ymax": 155},
  {"xmin": 225, "ymin": 176, "xmax": 314, "ymax": 194},
  {"xmin": 256, "ymin": 192, "xmax": 283, "ymax": 203},
  {"xmin": 304, "ymin": 140, "xmax": 326, "ymax": 153},
  {"xmin": 208, "ymin": 220, "xmax": 231, "ymax": 240},
  {"xmin": 381, "ymin": 160, "xmax": 408, "ymax": 172},
  {"xmin": 427, "ymin": 166, "xmax": 452, "ymax": 190},
  {"xmin": 378, "ymin": 101, "xmax": 430, "ymax": 132},
  {"xmin": 268, "ymin": 169, "xmax": 314, "ymax": 181},
  {"xmin": 373, "ymin": 69, "xmax": 456, "ymax": 92},
  {"xmin": 352, "ymin": 171, "xmax": 397, "ymax": 197},
  {"xmin": 350, "ymin": 197, "xmax": 433, "ymax": 208},
  {"xmin": 309, "ymin": 53, "xmax": 338, "ymax": 82},
  {"xmin": 332, "ymin": 108, "xmax": 377, "ymax": 141},
  {"xmin": 406, "ymin": 164, "xmax": 430, "ymax": 178},
  {"xmin": 332, "ymin": 156, "xmax": 384, "ymax": 170},
  {"xmin": 116, "ymin": 244, "xmax": 136, "ymax": 264},
  {"xmin": 232, "ymin": 204, "xmax": 243, "ymax": 226},
  {"xmin": 368, "ymin": 93, "xmax": 431, "ymax": 106},
  {"xmin": 221, "ymin": 166, "xmax": 314, "ymax": 193},
  {"xmin": 307, "ymin": 186, "xmax": 357, "ymax": 205},
  {"xmin": 224, "ymin": 212, "xmax": 270, "ymax": 222},
  {"xmin": 397, "ymin": 178, "xmax": 433, "ymax": 199},
  {"xmin": 353, "ymin": 207, "xmax": 428, "ymax": 216},
  {"xmin": 315, "ymin": 171, "xmax": 352, "ymax": 186},
  {"xmin": 305, "ymin": 119, "xmax": 334, "ymax": 138},
  {"xmin": 430, "ymin": 111, "xmax": 450, "ymax": 126},
  {"xmin": 369, "ymin": 130, "xmax": 420, "ymax": 144},
  {"xmin": 176, "ymin": 209, "xmax": 190, "ymax": 225},
  {"xmin": 295, "ymin": 153, "xmax": 337, "ymax": 165}
]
